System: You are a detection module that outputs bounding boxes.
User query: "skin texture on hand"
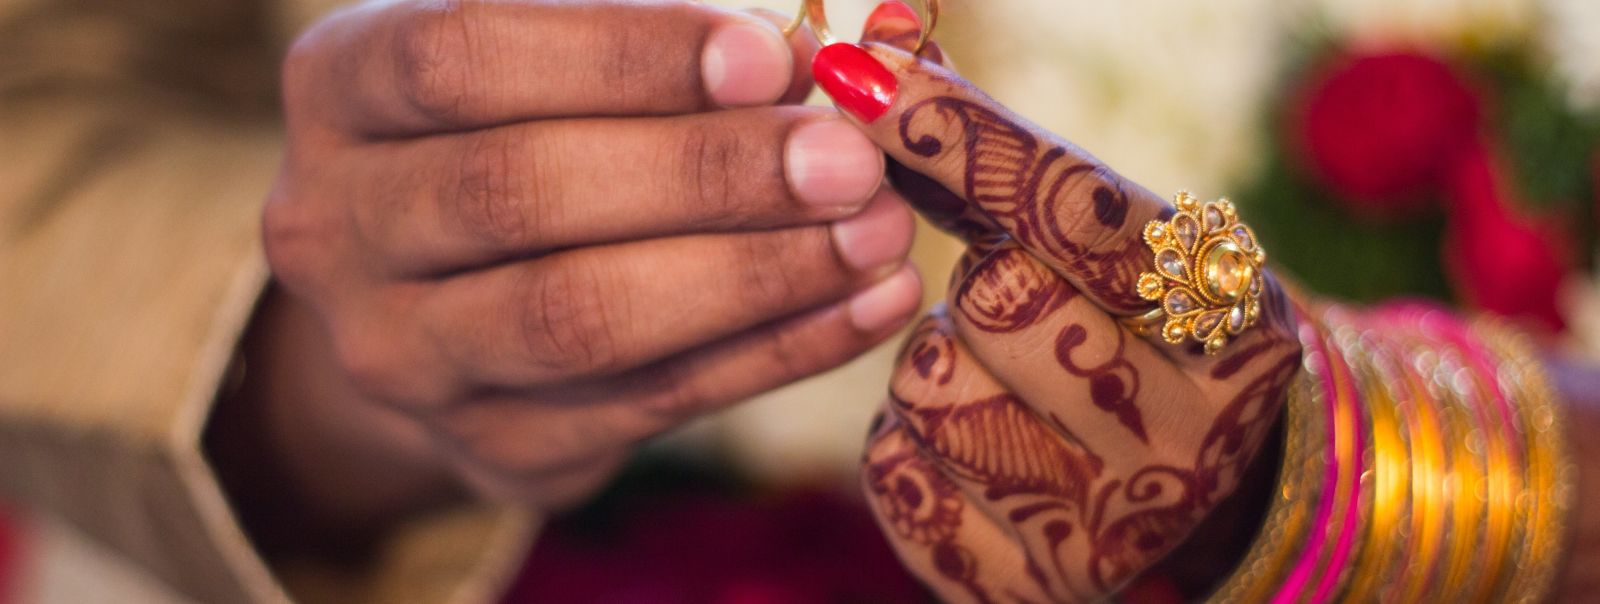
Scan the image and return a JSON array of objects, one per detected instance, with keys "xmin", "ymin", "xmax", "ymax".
[
  {"xmin": 835, "ymin": 5, "xmax": 1302, "ymax": 601},
  {"xmin": 232, "ymin": 0, "xmax": 931, "ymax": 551}
]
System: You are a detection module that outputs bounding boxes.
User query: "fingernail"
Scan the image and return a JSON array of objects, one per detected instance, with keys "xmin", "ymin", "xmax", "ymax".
[
  {"xmin": 787, "ymin": 117, "xmax": 885, "ymax": 208},
  {"xmin": 812, "ymin": 43, "xmax": 897, "ymax": 123},
  {"xmin": 832, "ymin": 190, "xmax": 914, "ymax": 271},
  {"xmin": 848, "ymin": 266, "xmax": 922, "ymax": 332},
  {"xmin": 703, "ymin": 19, "xmax": 793, "ymax": 108},
  {"xmin": 865, "ymin": 0, "xmax": 921, "ymax": 30}
]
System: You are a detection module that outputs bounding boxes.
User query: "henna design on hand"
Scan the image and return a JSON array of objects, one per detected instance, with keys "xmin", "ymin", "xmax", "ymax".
[
  {"xmin": 876, "ymin": 309, "xmax": 1299, "ymax": 599},
  {"xmin": 1055, "ymin": 324, "xmax": 1148, "ymax": 443},
  {"xmin": 955, "ymin": 246, "xmax": 1076, "ymax": 334},
  {"xmin": 897, "ymin": 97, "xmax": 1160, "ymax": 312},
  {"xmin": 900, "ymin": 393, "xmax": 1104, "ymax": 503},
  {"xmin": 897, "ymin": 313, "xmax": 959, "ymax": 386},
  {"xmin": 871, "ymin": 84, "xmax": 1307, "ymax": 604},
  {"xmin": 866, "ymin": 421, "xmax": 998, "ymax": 604}
]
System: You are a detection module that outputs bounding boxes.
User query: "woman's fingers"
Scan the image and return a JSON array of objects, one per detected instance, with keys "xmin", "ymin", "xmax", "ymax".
[
  {"xmin": 415, "ymin": 190, "xmax": 917, "ymax": 389},
  {"xmin": 861, "ymin": 409, "xmax": 1048, "ymax": 603},
  {"xmin": 945, "ymin": 241, "xmax": 1193, "ymax": 451},
  {"xmin": 346, "ymin": 106, "xmax": 885, "ymax": 275},
  {"xmin": 882, "ymin": 311, "xmax": 1154, "ymax": 600},
  {"xmin": 286, "ymin": 0, "xmax": 813, "ymax": 138},
  {"xmin": 812, "ymin": 40, "xmax": 1170, "ymax": 315}
]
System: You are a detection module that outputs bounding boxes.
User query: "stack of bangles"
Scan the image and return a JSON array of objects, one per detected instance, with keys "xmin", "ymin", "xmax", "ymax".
[
  {"xmin": 1205, "ymin": 299, "xmax": 1575, "ymax": 603},
  {"xmin": 1130, "ymin": 193, "xmax": 1576, "ymax": 602}
]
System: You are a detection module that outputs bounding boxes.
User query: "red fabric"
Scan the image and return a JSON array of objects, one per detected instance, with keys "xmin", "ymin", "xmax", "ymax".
[
  {"xmin": 0, "ymin": 504, "xmax": 20, "ymax": 604},
  {"xmin": 503, "ymin": 490, "xmax": 929, "ymax": 604},
  {"xmin": 1294, "ymin": 50, "xmax": 1481, "ymax": 219}
]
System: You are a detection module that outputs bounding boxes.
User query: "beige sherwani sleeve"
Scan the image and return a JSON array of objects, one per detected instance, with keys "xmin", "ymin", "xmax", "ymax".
[{"xmin": 0, "ymin": 0, "xmax": 533, "ymax": 602}]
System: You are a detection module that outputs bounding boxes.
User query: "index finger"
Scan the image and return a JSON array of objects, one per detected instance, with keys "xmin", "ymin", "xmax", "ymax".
[
  {"xmin": 287, "ymin": 0, "xmax": 816, "ymax": 137},
  {"xmin": 812, "ymin": 41, "xmax": 1171, "ymax": 315}
]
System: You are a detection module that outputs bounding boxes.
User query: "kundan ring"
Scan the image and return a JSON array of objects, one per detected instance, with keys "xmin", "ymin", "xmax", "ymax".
[{"xmin": 1126, "ymin": 191, "xmax": 1267, "ymax": 355}]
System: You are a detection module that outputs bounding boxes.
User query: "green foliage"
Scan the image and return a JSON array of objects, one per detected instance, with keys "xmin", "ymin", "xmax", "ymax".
[{"xmin": 1234, "ymin": 145, "xmax": 1454, "ymax": 304}]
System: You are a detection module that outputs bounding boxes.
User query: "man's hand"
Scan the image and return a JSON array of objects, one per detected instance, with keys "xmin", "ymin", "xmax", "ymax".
[{"xmin": 239, "ymin": 0, "xmax": 924, "ymax": 538}]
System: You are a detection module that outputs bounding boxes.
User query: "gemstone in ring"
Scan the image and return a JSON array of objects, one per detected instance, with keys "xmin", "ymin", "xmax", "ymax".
[{"xmin": 1132, "ymin": 191, "xmax": 1266, "ymax": 354}]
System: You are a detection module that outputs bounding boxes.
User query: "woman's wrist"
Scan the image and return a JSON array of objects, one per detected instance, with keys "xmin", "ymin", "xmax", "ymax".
[
  {"xmin": 1134, "ymin": 412, "xmax": 1284, "ymax": 598},
  {"xmin": 205, "ymin": 286, "xmax": 465, "ymax": 564}
]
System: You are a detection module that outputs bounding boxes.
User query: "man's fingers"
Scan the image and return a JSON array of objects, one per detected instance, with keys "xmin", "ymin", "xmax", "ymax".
[
  {"xmin": 418, "ymin": 191, "xmax": 917, "ymax": 386},
  {"xmin": 431, "ymin": 267, "xmax": 922, "ymax": 491},
  {"xmin": 812, "ymin": 40, "xmax": 1171, "ymax": 315},
  {"xmin": 287, "ymin": 0, "xmax": 811, "ymax": 137},
  {"xmin": 748, "ymin": 8, "xmax": 823, "ymax": 105},
  {"xmin": 354, "ymin": 107, "xmax": 885, "ymax": 275}
]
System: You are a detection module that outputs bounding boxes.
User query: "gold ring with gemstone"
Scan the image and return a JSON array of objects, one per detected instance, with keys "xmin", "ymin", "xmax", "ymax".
[
  {"xmin": 781, "ymin": 0, "xmax": 940, "ymax": 53},
  {"xmin": 1127, "ymin": 191, "xmax": 1266, "ymax": 354}
]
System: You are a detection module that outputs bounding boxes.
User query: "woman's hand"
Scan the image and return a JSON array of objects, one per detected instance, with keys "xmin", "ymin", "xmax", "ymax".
[
  {"xmin": 245, "ymin": 0, "xmax": 927, "ymax": 535},
  {"xmin": 834, "ymin": 6, "xmax": 1303, "ymax": 601}
]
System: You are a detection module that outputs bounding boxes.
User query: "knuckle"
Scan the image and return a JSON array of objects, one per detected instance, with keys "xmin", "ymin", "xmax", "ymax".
[
  {"xmin": 732, "ymin": 232, "xmax": 809, "ymax": 305},
  {"xmin": 755, "ymin": 320, "xmax": 816, "ymax": 382},
  {"xmin": 390, "ymin": 1, "xmax": 478, "ymax": 124},
  {"xmin": 637, "ymin": 361, "xmax": 711, "ymax": 419},
  {"xmin": 673, "ymin": 123, "xmax": 747, "ymax": 221},
  {"xmin": 330, "ymin": 327, "xmax": 446, "ymax": 408},
  {"xmin": 261, "ymin": 185, "xmax": 329, "ymax": 288},
  {"xmin": 279, "ymin": 35, "xmax": 321, "ymax": 115},
  {"xmin": 513, "ymin": 262, "xmax": 623, "ymax": 376},
  {"xmin": 1054, "ymin": 163, "xmax": 1131, "ymax": 252},
  {"xmin": 449, "ymin": 129, "xmax": 535, "ymax": 247},
  {"xmin": 591, "ymin": 8, "xmax": 688, "ymax": 104}
]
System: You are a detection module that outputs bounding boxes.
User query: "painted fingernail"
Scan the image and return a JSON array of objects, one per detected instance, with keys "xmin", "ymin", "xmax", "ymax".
[
  {"xmin": 812, "ymin": 43, "xmax": 898, "ymax": 123},
  {"xmin": 832, "ymin": 189, "xmax": 914, "ymax": 271},
  {"xmin": 703, "ymin": 19, "xmax": 793, "ymax": 107},
  {"xmin": 848, "ymin": 266, "xmax": 922, "ymax": 332},
  {"xmin": 787, "ymin": 117, "xmax": 885, "ymax": 208},
  {"xmin": 865, "ymin": 0, "xmax": 922, "ymax": 30}
]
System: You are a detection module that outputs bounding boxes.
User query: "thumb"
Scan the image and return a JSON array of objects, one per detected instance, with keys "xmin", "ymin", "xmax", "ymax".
[{"xmin": 811, "ymin": 39, "xmax": 1172, "ymax": 315}]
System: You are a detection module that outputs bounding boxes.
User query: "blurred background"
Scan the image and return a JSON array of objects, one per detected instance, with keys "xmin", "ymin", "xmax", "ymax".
[{"xmin": 2, "ymin": 0, "xmax": 1598, "ymax": 601}]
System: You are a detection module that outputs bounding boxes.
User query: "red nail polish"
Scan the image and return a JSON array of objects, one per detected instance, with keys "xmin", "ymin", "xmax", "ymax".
[
  {"xmin": 865, "ymin": 0, "xmax": 922, "ymax": 29},
  {"xmin": 812, "ymin": 43, "xmax": 898, "ymax": 123}
]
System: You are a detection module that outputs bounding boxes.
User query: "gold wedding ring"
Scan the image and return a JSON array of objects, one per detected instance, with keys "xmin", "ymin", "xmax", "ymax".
[
  {"xmin": 781, "ymin": 0, "xmax": 940, "ymax": 53},
  {"xmin": 1127, "ymin": 191, "xmax": 1266, "ymax": 354}
]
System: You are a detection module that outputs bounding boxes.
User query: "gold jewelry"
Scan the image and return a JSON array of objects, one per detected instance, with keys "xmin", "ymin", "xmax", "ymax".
[
  {"xmin": 1132, "ymin": 191, "xmax": 1266, "ymax": 354},
  {"xmin": 1205, "ymin": 305, "xmax": 1574, "ymax": 603},
  {"xmin": 1337, "ymin": 329, "xmax": 1413, "ymax": 602},
  {"xmin": 1472, "ymin": 320, "xmax": 1576, "ymax": 604},
  {"xmin": 782, "ymin": 0, "xmax": 941, "ymax": 53},
  {"xmin": 1207, "ymin": 353, "xmax": 1327, "ymax": 603}
]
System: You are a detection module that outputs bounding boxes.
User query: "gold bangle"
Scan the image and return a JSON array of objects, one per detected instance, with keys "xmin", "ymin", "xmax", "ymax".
[
  {"xmin": 1335, "ymin": 328, "xmax": 1413, "ymax": 602},
  {"xmin": 1473, "ymin": 320, "xmax": 1576, "ymax": 604},
  {"xmin": 1206, "ymin": 323, "xmax": 1328, "ymax": 602}
]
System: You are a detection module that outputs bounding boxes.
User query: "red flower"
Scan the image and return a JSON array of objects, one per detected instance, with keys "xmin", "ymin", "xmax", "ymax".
[
  {"xmin": 1441, "ymin": 144, "xmax": 1569, "ymax": 332},
  {"xmin": 1294, "ymin": 51, "xmax": 1481, "ymax": 219}
]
